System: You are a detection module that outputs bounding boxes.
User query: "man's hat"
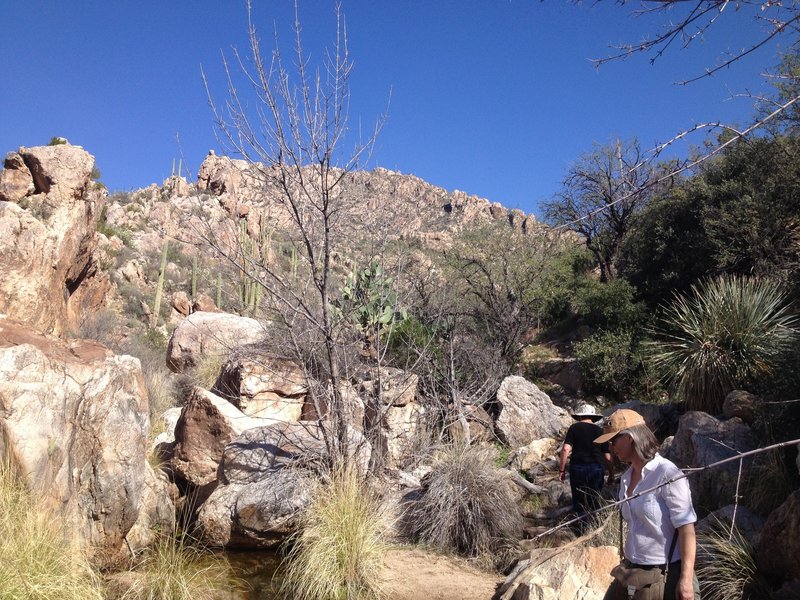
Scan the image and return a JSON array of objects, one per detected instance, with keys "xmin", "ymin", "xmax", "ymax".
[
  {"xmin": 593, "ymin": 409, "xmax": 646, "ymax": 444},
  {"xmin": 570, "ymin": 403, "xmax": 602, "ymax": 422}
]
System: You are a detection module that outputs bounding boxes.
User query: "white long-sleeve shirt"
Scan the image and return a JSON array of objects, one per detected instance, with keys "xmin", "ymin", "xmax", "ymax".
[{"xmin": 618, "ymin": 453, "xmax": 697, "ymax": 565}]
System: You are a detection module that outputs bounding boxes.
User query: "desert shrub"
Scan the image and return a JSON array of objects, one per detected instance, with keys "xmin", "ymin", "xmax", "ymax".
[
  {"xmin": 76, "ymin": 308, "xmax": 120, "ymax": 346},
  {"xmin": 280, "ymin": 467, "xmax": 387, "ymax": 600},
  {"xmin": 401, "ymin": 443, "xmax": 523, "ymax": 565},
  {"xmin": 120, "ymin": 531, "xmax": 240, "ymax": 600},
  {"xmin": 573, "ymin": 329, "xmax": 657, "ymax": 401},
  {"xmin": 0, "ymin": 462, "xmax": 104, "ymax": 599},
  {"xmin": 647, "ymin": 275, "xmax": 799, "ymax": 413},
  {"xmin": 570, "ymin": 278, "xmax": 648, "ymax": 331},
  {"xmin": 696, "ymin": 524, "xmax": 772, "ymax": 600},
  {"xmin": 190, "ymin": 353, "xmax": 226, "ymax": 390}
]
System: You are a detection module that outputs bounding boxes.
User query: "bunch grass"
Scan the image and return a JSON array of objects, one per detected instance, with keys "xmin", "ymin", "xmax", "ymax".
[
  {"xmin": 696, "ymin": 524, "xmax": 772, "ymax": 600},
  {"xmin": 279, "ymin": 466, "xmax": 388, "ymax": 600},
  {"xmin": 401, "ymin": 443, "xmax": 523, "ymax": 567},
  {"xmin": 0, "ymin": 461, "xmax": 104, "ymax": 599},
  {"xmin": 121, "ymin": 531, "xmax": 241, "ymax": 600}
]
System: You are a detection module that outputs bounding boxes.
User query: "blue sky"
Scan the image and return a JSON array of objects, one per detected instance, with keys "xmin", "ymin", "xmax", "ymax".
[{"xmin": 0, "ymin": 1, "xmax": 789, "ymax": 217}]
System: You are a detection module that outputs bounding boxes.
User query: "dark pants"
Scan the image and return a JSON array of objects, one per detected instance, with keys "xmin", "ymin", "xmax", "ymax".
[{"xmin": 569, "ymin": 462, "xmax": 604, "ymax": 517}]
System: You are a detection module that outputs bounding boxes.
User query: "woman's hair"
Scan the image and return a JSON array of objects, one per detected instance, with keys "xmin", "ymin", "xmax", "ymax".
[{"xmin": 622, "ymin": 423, "xmax": 659, "ymax": 462}]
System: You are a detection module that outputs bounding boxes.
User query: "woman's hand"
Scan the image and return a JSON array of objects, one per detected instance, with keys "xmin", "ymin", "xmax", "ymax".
[{"xmin": 676, "ymin": 576, "xmax": 694, "ymax": 600}]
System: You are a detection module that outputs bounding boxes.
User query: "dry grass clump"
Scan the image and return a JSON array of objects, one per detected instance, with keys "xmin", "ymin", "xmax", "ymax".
[
  {"xmin": 121, "ymin": 531, "xmax": 243, "ymax": 600},
  {"xmin": 696, "ymin": 524, "xmax": 772, "ymax": 600},
  {"xmin": 280, "ymin": 467, "xmax": 388, "ymax": 600},
  {"xmin": 0, "ymin": 462, "xmax": 104, "ymax": 599},
  {"xmin": 401, "ymin": 443, "xmax": 523, "ymax": 565}
]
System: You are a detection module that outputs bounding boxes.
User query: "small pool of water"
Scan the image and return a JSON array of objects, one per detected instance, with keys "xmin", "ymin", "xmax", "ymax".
[{"xmin": 224, "ymin": 550, "xmax": 284, "ymax": 599}]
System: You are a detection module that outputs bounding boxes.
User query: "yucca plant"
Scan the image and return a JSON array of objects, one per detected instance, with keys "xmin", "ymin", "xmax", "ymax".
[
  {"xmin": 647, "ymin": 275, "xmax": 798, "ymax": 413},
  {"xmin": 0, "ymin": 462, "xmax": 104, "ymax": 599},
  {"xmin": 697, "ymin": 524, "xmax": 772, "ymax": 600},
  {"xmin": 279, "ymin": 467, "xmax": 388, "ymax": 600}
]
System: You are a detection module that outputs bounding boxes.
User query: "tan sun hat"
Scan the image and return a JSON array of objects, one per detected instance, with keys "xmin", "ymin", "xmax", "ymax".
[
  {"xmin": 593, "ymin": 409, "xmax": 646, "ymax": 444},
  {"xmin": 570, "ymin": 403, "xmax": 603, "ymax": 422}
]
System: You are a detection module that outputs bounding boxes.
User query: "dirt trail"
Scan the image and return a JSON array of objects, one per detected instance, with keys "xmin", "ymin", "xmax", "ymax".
[{"xmin": 380, "ymin": 547, "xmax": 504, "ymax": 600}]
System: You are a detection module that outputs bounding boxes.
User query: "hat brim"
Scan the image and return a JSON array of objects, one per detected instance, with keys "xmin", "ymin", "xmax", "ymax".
[
  {"xmin": 572, "ymin": 413, "xmax": 602, "ymax": 422},
  {"xmin": 593, "ymin": 431, "xmax": 617, "ymax": 444}
]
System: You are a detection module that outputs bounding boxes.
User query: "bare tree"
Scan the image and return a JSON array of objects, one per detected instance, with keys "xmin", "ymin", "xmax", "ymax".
[
  {"xmin": 201, "ymin": 1, "xmax": 389, "ymax": 468},
  {"xmin": 543, "ymin": 139, "xmax": 672, "ymax": 282},
  {"xmin": 596, "ymin": 1, "xmax": 800, "ymax": 84}
]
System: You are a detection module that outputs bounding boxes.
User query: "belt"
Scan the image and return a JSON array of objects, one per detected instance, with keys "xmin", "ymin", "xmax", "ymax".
[{"xmin": 624, "ymin": 559, "xmax": 681, "ymax": 571}]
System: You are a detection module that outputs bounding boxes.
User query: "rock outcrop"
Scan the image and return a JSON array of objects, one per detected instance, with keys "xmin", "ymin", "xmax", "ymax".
[
  {"xmin": 494, "ymin": 376, "xmax": 570, "ymax": 448},
  {"xmin": 498, "ymin": 545, "xmax": 618, "ymax": 600},
  {"xmin": 661, "ymin": 411, "xmax": 758, "ymax": 514},
  {"xmin": 166, "ymin": 311, "xmax": 268, "ymax": 372},
  {"xmin": 0, "ymin": 144, "xmax": 110, "ymax": 335},
  {"xmin": 0, "ymin": 317, "xmax": 173, "ymax": 567}
]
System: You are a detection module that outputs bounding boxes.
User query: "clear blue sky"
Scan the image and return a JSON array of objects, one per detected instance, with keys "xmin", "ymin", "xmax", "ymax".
[{"xmin": 0, "ymin": 1, "xmax": 788, "ymax": 217}]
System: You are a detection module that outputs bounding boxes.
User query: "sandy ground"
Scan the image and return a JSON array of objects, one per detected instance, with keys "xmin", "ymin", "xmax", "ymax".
[{"xmin": 380, "ymin": 547, "xmax": 504, "ymax": 600}]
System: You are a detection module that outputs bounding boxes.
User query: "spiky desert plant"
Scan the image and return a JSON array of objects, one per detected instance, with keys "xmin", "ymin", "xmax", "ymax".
[
  {"xmin": 280, "ymin": 467, "xmax": 388, "ymax": 600},
  {"xmin": 647, "ymin": 275, "xmax": 798, "ymax": 413},
  {"xmin": 121, "ymin": 531, "xmax": 240, "ymax": 600},
  {"xmin": 0, "ymin": 462, "xmax": 104, "ymax": 599},
  {"xmin": 401, "ymin": 443, "xmax": 523, "ymax": 562},
  {"xmin": 696, "ymin": 524, "xmax": 772, "ymax": 600}
]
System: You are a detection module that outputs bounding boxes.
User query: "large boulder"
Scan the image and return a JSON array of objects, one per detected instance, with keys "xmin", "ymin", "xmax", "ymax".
[
  {"xmin": 757, "ymin": 490, "xmax": 800, "ymax": 583},
  {"xmin": 166, "ymin": 311, "xmax": 267, "ymax": 372},
  {"xmin": 0, "ymin": 318, "xmax": 174, "ymax": 567},
  {"xmin": 359, "ymin": 368, "xmax": 424, "ymax": 468},
  {"xmin": 0, "ymin": 151, "xmax": 35, "ymax": 202},
  {"xmin": 661, "ymin": 411, "xmax": 758, "ymax": 514},
  {"xmin": 0, "ymin": 144, "xmax": 110, "ymax": 335},
  {"xmin": 213, "ymin": 351, "xmax": 308, "ymax": 421},
  {"xmin": 494, "ymin": 376, "xmax": 570, "ymax": 448},
  {"xmin": 171, "ymin": 387, "xmax": 265, "ymax": 488},
  {"xmin": 196, "ymin": 421, "xmax": 369, "ymax": 548},
  {"xmin": 497, "ymin": 545, "xmax": 618, "ymax": 600}
]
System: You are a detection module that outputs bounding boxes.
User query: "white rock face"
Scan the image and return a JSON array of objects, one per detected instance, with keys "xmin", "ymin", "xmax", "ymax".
[
  {"xmin": 0, "ymin": 144, "xmax": 109, "ymax": 335},
  {"xmin": 166, "ymin": 311, "xmax": 267, "ymax": 372},
  {"xmin": 0, "ymin": 318, "xmax": 173, "ymax": 567},
  {"xmin": 498, "ymin": 545, "xmax": 619, "ymax": 600},
  {"xmin": 494, "ymin": 375, "xmax": 570, "ymax": 448}
]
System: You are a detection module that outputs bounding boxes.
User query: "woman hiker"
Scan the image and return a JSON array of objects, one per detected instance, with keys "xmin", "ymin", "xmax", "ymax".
[
  {"xmin": 595, "ymin": 409, "xmax": 700, "ymax": 600},
  {"xmin": 558, "ymin": 403, "xmax": 614, "ymax": 524}
]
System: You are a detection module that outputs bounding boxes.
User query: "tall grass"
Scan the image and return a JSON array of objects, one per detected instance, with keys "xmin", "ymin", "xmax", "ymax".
[
  {"xmin": 401, "ymin": 443, "xmax": 523, "ymax": 566},
  {"xmin": 280, "ymin": 467, "xmax": 388, "ymax": 600},
  {"xmin": 696, "ymin": 524, "xmax": 772, "ymax": 600},
  {"xmin": 121, "ymin": 531, "xmax": 242, "ymax": 600},
  {"xmin": 0, "ymin": 462, "xmax": 104, "ymax": 599}
]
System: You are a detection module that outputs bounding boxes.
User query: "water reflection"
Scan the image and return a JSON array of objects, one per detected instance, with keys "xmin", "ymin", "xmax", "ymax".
[{"xmin": 225, "ymin": 550, "xmax": 284, "ymax": 599}]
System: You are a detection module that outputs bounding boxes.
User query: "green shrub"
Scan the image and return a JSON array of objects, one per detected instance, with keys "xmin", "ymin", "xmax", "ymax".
[
  {"xmin": 647, "ymin": 275, "xmax": 799, "ymax": 413},
  {"xmin": 280, "ymin": 467, "xmax": 387, "ymax": 600},
  {"xmin": 401, "ymin": 444, "xmax": 522, "ymax": 566},
  {"xmin": 571, "ymin": 278, "xmax": 647, "ymax": 331},
  {"xmin": 573, "ymin": 329, "xmax": 655, "ymax": 401},
  {"xmin": 0, "ymin": 462, "xmax": 104, "ymax": 599}
]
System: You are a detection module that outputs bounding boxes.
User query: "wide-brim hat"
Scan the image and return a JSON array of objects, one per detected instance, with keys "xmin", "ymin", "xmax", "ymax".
[
  {"xmin": 570, "ymin": 403, "xmax": 602, "ymax": 422},
  {"xmin": 594, "ymin": 408, "xmax": 646, "ymax": 444}
]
